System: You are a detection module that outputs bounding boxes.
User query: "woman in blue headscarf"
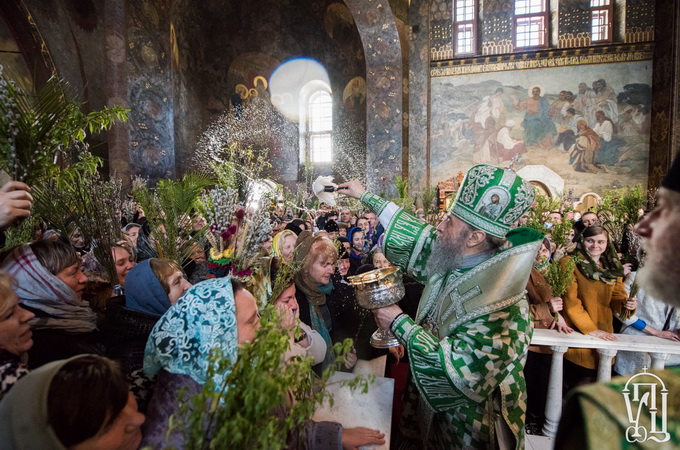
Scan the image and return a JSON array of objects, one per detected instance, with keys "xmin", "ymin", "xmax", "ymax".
[
  {"xmin": 104, "ymin": 258, "xmax": 192, "ymax": 374},
  {"xmin": 142, "ymin": 277, "xmax": 384, "ymax": 449}
]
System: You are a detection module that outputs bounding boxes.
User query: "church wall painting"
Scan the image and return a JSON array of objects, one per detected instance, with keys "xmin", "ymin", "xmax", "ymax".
[{"xmin": 429, "ymin": 60, "xmax": 652, "ymax": 198}]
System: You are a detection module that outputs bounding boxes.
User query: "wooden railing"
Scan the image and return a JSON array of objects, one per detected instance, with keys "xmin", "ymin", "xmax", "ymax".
[{"xmin": 529, "ymin": 328, "xmax": 680, "ymax": 437}]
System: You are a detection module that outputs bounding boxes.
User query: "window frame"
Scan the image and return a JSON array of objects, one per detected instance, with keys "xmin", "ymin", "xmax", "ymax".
[
  {"xmin": 453, "ymin": 0, "xmax": 478, "ymax": 57},
  {"xmin": 513, "ymin": 0, "xmax": 549, "ymax": 51},
  {"xmin": 304, "ymin": 90, "xmax": 333, "ymax": 165},
  {"xmin": 590, "ymin": 0, "xmax": 613, "ymax": 44}
]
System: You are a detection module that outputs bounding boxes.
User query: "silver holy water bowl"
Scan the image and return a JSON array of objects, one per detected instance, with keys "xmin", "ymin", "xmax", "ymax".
[{"xmin": 348, "ymin": 266, "xmax": 405, "ymax": 348}]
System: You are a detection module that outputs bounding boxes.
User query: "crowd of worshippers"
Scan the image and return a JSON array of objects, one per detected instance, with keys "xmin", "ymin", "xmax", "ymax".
[{"xmin": 0, "ymin": 177, "xmax": 678, "ymax": 448}]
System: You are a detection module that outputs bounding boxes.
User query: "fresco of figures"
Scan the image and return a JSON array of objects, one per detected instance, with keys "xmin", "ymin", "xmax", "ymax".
[{"xmin": 430, "ymin": 61, "xmax": 652, "ymax": 196}]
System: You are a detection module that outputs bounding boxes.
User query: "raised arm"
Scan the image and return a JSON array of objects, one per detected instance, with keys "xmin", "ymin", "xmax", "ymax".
[{"xmin": 338, "ymin": 181, "xmax": 437, "ymax": 284}]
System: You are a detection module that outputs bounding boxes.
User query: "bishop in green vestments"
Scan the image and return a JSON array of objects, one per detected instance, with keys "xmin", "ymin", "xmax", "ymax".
[{"xmin": 340, "ymin": 164, "xmax": 544, "ymax": 449}]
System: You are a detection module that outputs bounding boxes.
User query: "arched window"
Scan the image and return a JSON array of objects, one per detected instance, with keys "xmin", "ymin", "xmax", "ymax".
[
  {"xmin": 305, "ymin": 90, "xmax": 333, "ymax": 164},
  {"xmin": 514, "ymin": 0, "xmax": 548, "ymax": 50}
]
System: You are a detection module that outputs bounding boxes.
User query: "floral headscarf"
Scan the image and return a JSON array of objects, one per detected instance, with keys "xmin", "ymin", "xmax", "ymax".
[
  {"xmin": 143, "ymin": 277, "xmax": 238, "ymax": 386},
  {"xmin": 572, "ymin": 233, "xmax": 624, "ymax": 285},
  {"xmin": 533, "ymin": 237, "xmax": 552, "ymax": 272}
]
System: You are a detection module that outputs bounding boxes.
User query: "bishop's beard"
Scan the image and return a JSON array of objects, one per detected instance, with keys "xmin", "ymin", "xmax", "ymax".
[{"xmin": 425, "ymin": 230, "xmax": 468, "ymax": 276}]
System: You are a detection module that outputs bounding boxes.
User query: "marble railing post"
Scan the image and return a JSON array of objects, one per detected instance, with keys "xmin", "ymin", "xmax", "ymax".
[
  {"xmin": 542, "ymin": 345, "xmax": 568, "ymax": 438},
  {"xmin": 531, "ymin": 328, "xmax": 680, "ymax": 438},
  {"xmin": 596, "ymin": 348, "xmax": 618, "ymax": 382},
  {"xmin": 649, "ymin": 352, "xmax": 671, "ymax": 370}
]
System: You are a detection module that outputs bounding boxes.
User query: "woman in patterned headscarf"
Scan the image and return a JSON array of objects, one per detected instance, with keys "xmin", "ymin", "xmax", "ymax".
[
  {"xmin": 141, "ymin": 277, "xmax": 255, "ymax": 447},
  {"xmin": 142, "ymin": 276, "xmax": 383, "ymax": 449}
]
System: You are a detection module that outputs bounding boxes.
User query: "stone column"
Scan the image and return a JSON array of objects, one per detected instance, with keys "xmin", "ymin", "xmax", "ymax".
[{"xmin": 649, "ymin": 0, "xmax": 680, "ymax": 190}]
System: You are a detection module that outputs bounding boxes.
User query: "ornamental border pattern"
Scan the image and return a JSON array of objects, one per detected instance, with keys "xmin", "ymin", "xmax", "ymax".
[
  {"xmin": 408, "ymin": 223, "xmax": 434, "ymax": 274},
  {"xmin": 430, "ymin": 43, "xmax": 654, "ymax": 77}
]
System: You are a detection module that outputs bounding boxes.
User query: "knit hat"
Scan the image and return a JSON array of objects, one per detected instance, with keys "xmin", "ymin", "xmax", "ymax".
[
  {"xmin": 284, "ymin": 222, "xmax": 302, "ymax": 236},
  {"xmin": 324, "ymin": 219, "xmax": 339, "ymax": 233},
  {"xmin": 450, "ymin": 164, "xmax": 535, "ymax": 238}
]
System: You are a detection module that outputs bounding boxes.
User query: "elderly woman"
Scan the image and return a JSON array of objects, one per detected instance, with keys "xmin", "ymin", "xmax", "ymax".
[
  {"xmin": 273, "ymin": 280, "xmax": 327, "ymax": 365},
  {"xmin": 142, "ymin": 277, "xmax": 383, "ymax": 449},
  {"xmin": 0, "ymin": 271, "xmax": 34, "ymax": 400},
  {"xmin": 269, "ymin": 229, "xmax": 298, "ymax": 284},
  {"xmin": 294, "ymin": 231, "xmax": 382, "ymax": 371},
  {"xmin": 0, "ymin": 354, "xmax": 145, "ymax": 449},
  {"xmin": 104, "ymin": 258, "xmax": 191, "ymax": 373},
  {"xmin": 294, "ymin": 231, "xmax": 344, "ymax": 370},
  {"xmin": 364, "ymin": 245, "xmax": 392, "ymax": 270},
  {"xmin": 561, "ymin": 226, "xmax": 636, "ymax": 390},
  {"xmin": 523, "ymin": 238, "xmax": 573, "ymax": 433},
  {"xmin": 272, "ymin": 229, "xmax": 297, "ymax": 265},
  {"xmin": 141, "ymin": 277, "xmax": 259, "ymax": 447},
  {"xmin": 1, "ymin": 239, "xmax": 103, "ymax": 369}
]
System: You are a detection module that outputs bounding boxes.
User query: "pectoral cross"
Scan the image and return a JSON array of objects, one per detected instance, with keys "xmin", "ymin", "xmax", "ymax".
[{"xmin": 440, "ymin": 285, "xmax": 482, "ymax": 323}]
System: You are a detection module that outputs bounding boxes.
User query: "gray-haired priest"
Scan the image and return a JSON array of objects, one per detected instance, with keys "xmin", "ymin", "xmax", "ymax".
[{"xmin": 340, "ymin": 164, "xmax": 544, "ymax": 449}]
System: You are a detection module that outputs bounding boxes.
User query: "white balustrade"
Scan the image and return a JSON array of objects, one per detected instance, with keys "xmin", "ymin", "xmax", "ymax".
[{"xmin": 529, "ymin": 328, "xmax": 680, "ymax": 438}]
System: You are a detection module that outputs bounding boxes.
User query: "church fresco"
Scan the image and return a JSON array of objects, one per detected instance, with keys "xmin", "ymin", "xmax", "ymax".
[{"xmin": 429, "ymin": 60, "xmax": 652, "ymax": 197}]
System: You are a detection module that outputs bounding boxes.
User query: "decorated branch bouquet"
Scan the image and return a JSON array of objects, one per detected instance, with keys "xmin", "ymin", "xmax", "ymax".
[{"xmin": 203, "ymin": 186, "xmax": 273, "ymax": 284}]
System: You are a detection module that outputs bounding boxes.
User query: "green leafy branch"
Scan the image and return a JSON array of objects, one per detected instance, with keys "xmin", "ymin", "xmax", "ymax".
[
  {"xmin": 0, "ymin": 68, "xmax": 128, "ymax": 184},
  {"xmin": 597, "ymin": 185, "xmax": 646, "ymax": 249},
  {"xmin": 31, "ymin": 152, "xmax": 122, "ymax": 283},
  {"xmin": 132, "ymin": 173, "xmax": 212, "ymax": 266},
  {"xmin": 168, "ymin": 305, "xmax": 372, "ymax": 450}
]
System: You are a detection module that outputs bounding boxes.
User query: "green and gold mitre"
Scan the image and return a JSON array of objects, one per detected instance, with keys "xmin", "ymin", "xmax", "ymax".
[{"xmin": 450, "ymin": 164, "xmax": 535, "ymax": 238}]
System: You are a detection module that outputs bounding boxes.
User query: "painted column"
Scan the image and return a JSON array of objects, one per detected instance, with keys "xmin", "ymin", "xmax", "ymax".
[
  {"xmin": 126, "ymin": 0, "xmax": 176, "ymax": 181},
  {"xmin": 105, "ymin": 0, "xmax": 131, "ymax": 189},
  {"xmin": 344, "ymin": 0, "xmax": 403, "ymax": 198}
]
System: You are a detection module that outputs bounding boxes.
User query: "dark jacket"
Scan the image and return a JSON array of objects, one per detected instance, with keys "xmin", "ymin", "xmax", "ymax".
[
  {"xmin": 296, "ymin": 276, "xmax": 385, "ymax": 365},
  {"xmin": 103, "ymin": 296, "xmax": 160, "ymax": 373},
  {"xmin": 22, "ymin": 305, "xmax": 106, "ymax": 370}
]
